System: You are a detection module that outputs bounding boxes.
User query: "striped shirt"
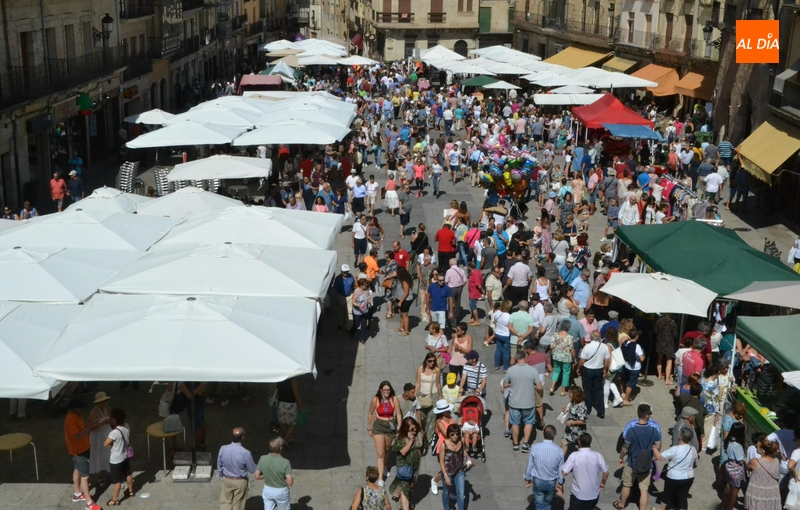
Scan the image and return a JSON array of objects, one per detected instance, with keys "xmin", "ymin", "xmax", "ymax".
[
  {"xmin": 525, "ymin": 439, "xmax": 565, "ymax": 483},
  {"xmin": 462, "ymin": 362, "xmax": 488, "ymax": 393},
  {"xmin": 717, "ymin": 141, "xmax": 734, "ymax": 159}
]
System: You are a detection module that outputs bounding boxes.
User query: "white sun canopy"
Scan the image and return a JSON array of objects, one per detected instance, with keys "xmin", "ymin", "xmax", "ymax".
[
  {"xmin": 0, "ymin": 208, "xmax": 182, "ymax": 251},
  {"xmin": 100, "ymin": 243, "xmax": 337, "ymax": 300},
  {"xmin": 64, "ymin": 187, "xmax": 152, "ymax": 215},
  {"xmin": 165, "ymin": 106, "xmax": 265, "ymax": 129},
  {"xmin": 123, "ymin": 108, "xmax": 175, "ymax": 125},
  {"xmin": 420, "ymin": 45, "xmax": 466, "ymax": 61},
  {"xmin": 233, "ymin": 119, "xmax": 351, "ymax": 146},
  {"xmin": 0, "ymin": 302, "xmax": 82, "ymax": 399},
  {"xmin": 126, "ymin": 121, "xmax": 246, "ymax": 148},
  {"xmin": 167, "ymin": 155, "xmax": 273, "ymax": 182},
  {"xmin": 136, "ymin": 187, "xmax": 243, "ymax": 219},
  {"xmin": 0, "ymin": 246, "xmax": 145, "ymax": 303},
  {"xmin": 532, "ymin": 94, "xmax": 605, "ymax": 105},
  {"xmin": 33, "ymin": 294, "xmax": 319, "ymax": 383},
  {"xmin": 157, "ymin": 206, "xmax": 343, "ymax": 250}
]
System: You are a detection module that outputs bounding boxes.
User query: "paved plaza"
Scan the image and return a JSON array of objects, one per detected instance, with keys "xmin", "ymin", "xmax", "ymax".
[{"xmin": 0, "ymin": 131, "xmax": 796, "ymax": 510}]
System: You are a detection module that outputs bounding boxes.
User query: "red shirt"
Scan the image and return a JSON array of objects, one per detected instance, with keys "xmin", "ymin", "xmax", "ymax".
[
  {"xmin": 682, "ymin": 331, "xmax": 711, "ymax": 357},
  {"xmin": 468, "ymin": 269, "xmax": 483, "ymax": 299},
  {"xmin": 300, "ymin": 159, "xmax": 313, "ymax": 178},
  {"xmin": 394, "ymin": 249, "xmax": 410, "ymax": 269},
  {"xmin": 682, "ymin": 349, "xmax": 706, "ymax": 377},
  {"xmin": 435, "ymin": 228, "xmax": 456, "ymax": 253},
  {"xmin": 50, "ymin": 178, "xmax": 67, "ymax": 199},
  {"xmin": 526, "ymin": 352, "xmax": 550, "ymax": 369}
]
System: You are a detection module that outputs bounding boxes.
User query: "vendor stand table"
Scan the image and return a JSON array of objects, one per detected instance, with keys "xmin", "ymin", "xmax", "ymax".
[
  {"xmin": 0, "ymin": 433, "xmax": 38, "ymax": 480},
  {"xmin": 737, "ymin": 388, "xmax": 779, "ymax": 433},
  {"xmin": 146, "ymin": 421, "xmax": 186, "ymax": 473}
]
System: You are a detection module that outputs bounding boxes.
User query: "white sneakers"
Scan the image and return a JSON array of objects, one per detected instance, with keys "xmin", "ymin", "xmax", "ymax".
[
  {"xmin": 613, "ymin": 397, "xmax": 624, "ymax": 408},
  {"xmin": 431, "ymin": 478, "xmax": 439, "ymax": 495}
]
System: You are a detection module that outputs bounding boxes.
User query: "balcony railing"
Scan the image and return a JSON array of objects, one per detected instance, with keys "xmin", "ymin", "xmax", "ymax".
[
  {"xmin": 616, "ymin": 29, "xmax": 719, "ymax": 60},
  {"xmin": 246, "ymin": 19, "xmax": 264, "ymax": 36},
  {"xmin": 170, "ymin": 35, "xmax": 201, "ymax": 61},
  {"xmin": 770, "ymin": 78, "xmax": 800, "ymax": 122},
  {"xmin": 120, "ymin": 0, "xmax": 155, "ymax": 19},
  {"xmin": 182, "ymin": 0, "xmax": 205, "ymax": 11},
  {"xmin": 0, "ymin": 48, "xmax": 129, "ymax": 109},
  {"xmin": 148, "ymin": 34, "xmax": 182, "ymax": 58},
  {"xmin": 428, "ymin": 12, "xmax": 446, "ymax": 22},
  {"xmin": 123, "ymin": 54, "xmax": 154, "ymax": 81},
  {"xmin": 372, "ymin": 12, "xmax": 415, "ymax": 23},
  {"xmin": 232, "ymin": 14, "xmax": 249, "ymax": 30},
  {"xmin": 511, "ymin": 11, "xmax": 612, "ymax": 38}
]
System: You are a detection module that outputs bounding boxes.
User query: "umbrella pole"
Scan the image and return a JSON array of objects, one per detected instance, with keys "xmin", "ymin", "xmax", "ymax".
[
  {"xmin": 190, "ymin": 381, "xmax": 196, "ymax": 467},
  {"xmin": 639, "ymin": 338, "xmax": 655, "ymax": 387}
]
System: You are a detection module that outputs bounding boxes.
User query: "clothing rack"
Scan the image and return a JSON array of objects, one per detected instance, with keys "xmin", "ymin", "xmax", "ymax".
[{"xmin": 662, "ymin": 174, "xmax": 698, "ymax": 199}]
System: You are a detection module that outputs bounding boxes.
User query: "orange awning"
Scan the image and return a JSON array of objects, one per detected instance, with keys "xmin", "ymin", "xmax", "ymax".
[
  {"xmin": 631, "ymin": 64, "xmax": 680, "ymax": 96},
  {"xmin": 674, "ymin": 71, "xmax": 716, "ymax": 101}
]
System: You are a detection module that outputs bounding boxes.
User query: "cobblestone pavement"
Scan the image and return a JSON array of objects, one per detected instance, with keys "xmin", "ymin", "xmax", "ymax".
[{"xmin": 0, "ymin": 122, "xmax": 789, "ymax": 510}]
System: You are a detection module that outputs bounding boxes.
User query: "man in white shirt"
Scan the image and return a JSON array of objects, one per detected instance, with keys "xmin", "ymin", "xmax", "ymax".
[
  {"xmin": 577, "ymin": 332, "xmax": 611, "ymax": 418},
  {"xmin": 562, "ymin": 433, "xmax": 609, "ymax": 510},
  {"xmin": 503, "ymin": 254, "xmax": 532, "ymax": 307},
  {"xmin": 345, "ymin": 169, "xmax": 359, "ymax": 204},
  {"xmin": 528, "ymin": 293, "xmax": 545, "ymax": 330},
  {"xmin": 443, "ymin": 107, "xmax": 454, "ymax": 136},
  {"xmin": 365, "ymin": 175, "xmax": 380, "ymax": 216},
  {"xmin": 618, "ymin": 194, "xmax": 640, "ymax": 226},
  {"xmin": 257, "ymin": 145, "xmax": 267, "ymax": 159},
  {"xmin": 703, "ymin": 166, "xmax": 725, "ymax": 203}
]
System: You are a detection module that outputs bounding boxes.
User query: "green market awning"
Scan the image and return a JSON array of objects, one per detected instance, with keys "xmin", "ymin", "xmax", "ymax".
[
  {"xmin": 459, "ymin": 76, "xmax": 499, "ymax": 87},
  {"xmin": 737, "ymin": 315, "xmax": 800, "ymax": 373},
  {"xmin": 615, "ymin": 222, "xmax": 800, "ymax": 295}
]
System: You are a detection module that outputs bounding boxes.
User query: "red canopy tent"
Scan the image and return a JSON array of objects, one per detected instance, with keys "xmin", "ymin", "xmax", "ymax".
[{"xmin": 572, "ymin": 92, "xmax": 653, "ymax": 129}]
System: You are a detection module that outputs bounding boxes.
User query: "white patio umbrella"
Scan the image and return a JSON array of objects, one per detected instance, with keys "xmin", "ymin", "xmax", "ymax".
[
  {"xmin": 527, "ymin": 72, "xmax": 588, "ymax": 87},
  {"xmin": 783, "ymin": 371, "xmax": 800, "ymax": 391},
  {"xmin": 266, "ymin": 48, "xmax": 306, "ymax": 57},
  {"xmin": 33, "ymin": 294, "xmax": 319, "ymax": 383},
  {"xmin": 194, "ymin": 97, "xmax": 270, "ymax": 114},
  {"xmin": 591, "ymin": 74, "xmax": 658, "ymax": 89},
  {"xmin": 260, "ymin": 98, "xmax": 357, "ymax": 124},
  {"xmin": 420, "ymin": 44, "xmax": 466, "ymax": 61},
  {"xmin": 126, "ymin": 121, "xmax": 246, "ymax": 149},
  {"xmin": 469, "ymin": 58, "xmax": 532, "ymax": 75},
  {"xmin": 166, "ymin": 155, "xmax": 273, "ymax": 182},
  {"xmin": 269, "ymin": 61, "xmax": 296, "ymax": 78},
  {"xmin": 136, "ymin": 187, "xmax": 243, "ymax": 219},
  {"xmin": 550, "ymin": 85, "xmax": 596, "ymax": 94},
  {"xmin": 449, "ymin": 62, "xmax": 497, "ymax": 76},
  {"xmin": 262, "ymin": 40, "xmax": 301, "ymax": 52},
  {"xmin": 482, "ymin": 79, "xmax": 521, "ymax": 90},
  {"xmin": 724, "ymin": 281, "xmax": 800, "ymax": 310},
  {"xmin": 123, "ymin": 108, "xmax": 175, "ymax": 125},
  {"xmin": 0, "ymin": 302, "xmax": 82, "ymax": 399},
  {"xmin": 100, "ymin": 243, "xmax": 337, "ymax": 299},
  {"xmin": 297, "ymin": 55, "xmax": 340, "ymax": 66},
  {"xmin": 157, "ymin": 205, "xmax": 343, "ymax": 250},
  {"xmin": 601, "ymin": 272, "xmax": 717, "ymax": 316},
  {"xmin": 0, "ymin": 208, "xmax": 182, "ymax": 251},
  {"xmin": 232, "ymin": 119, "xmax": 351, "ymax": 146},
  {"xmin": 64, "ymin": 186, "xmax": 152, "ymax": 214},
  {"xmin": 0, "ymin": 246, "xmax": 145, "ymax": 303},
  {"xmin": 0, "ymin": 219, "xmax": 20, "ymax": 233},
  {"xmin": 165, "ymin": 106, "xmax": 264, "ymax": 129},
  {"xmin": 338, "ymin": 55, "xmax": 379, "ymax": 66},
  {"xmin": 265, "ymin": 107, "xmax": 353, "ymax": 128}
]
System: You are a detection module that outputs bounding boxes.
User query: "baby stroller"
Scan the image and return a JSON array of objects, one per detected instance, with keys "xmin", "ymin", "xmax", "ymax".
[{"xmin": 459, "ymin": 395, "xmax": 486, "ymax": 462}]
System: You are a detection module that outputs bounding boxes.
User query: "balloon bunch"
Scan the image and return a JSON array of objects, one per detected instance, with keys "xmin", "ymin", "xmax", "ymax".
[{"xmin": 478, "ymin": 148, "xmax": 538, "ymax": 199}]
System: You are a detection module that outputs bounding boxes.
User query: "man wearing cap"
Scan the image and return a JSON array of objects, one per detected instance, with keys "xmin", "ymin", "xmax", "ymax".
[
  {"xmin": 600, "ymin": 311, "xmax": 621, "ymax": 339},
  {"xmin": 65, "ymin": 398, "xmax": 99, "ymax": 509},
  {"xmin": 345, "ymin": 168, "xmax": 359, "ymax": 203},
  {"xmin": 67, "ymin": 170, "xmax": 84, "ymax": 203},
  {"xmin": 218, "ymin": 427, "xmax": 257, "ymax": 510},
  {"xmin": 503, "ymin": 255, "xmax": 532, "ymax": 307},
  {"xmin": 673, "ymin": 407, "xmax": 700, "ymax": 452},
  {"xmin": 461, "ymin": 351, "xmax": 488, "ymax": 397},
  {"xmin": 332, "ymin": 265, "xmax": 356, "ymax": 331},
  {"xmin": 558, "ymin": 257, "xmax": 580, "ymax": 288},
  {"xmin": 506, "ymin": 350, "xmax": 544, "ymax": 452}
]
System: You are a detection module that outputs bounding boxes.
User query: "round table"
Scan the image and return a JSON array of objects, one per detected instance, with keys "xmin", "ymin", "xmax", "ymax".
[
  {"xmin": 146, "ymin": 422, "xmax": 185, "ymax": 473},
  {"xmin": 0, "ymin": 433, "xmax": 38, "ymax": 480}
]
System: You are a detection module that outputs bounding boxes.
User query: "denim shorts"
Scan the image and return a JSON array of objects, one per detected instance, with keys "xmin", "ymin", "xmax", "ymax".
[
  {"xmin": 72, "ymin": 453, "xmax": 90, "ymax": 478},
  {"xmin": 624, "ymin": 367, "xmax": 640, "ymax": 389},
  {"xmin": 509, "ymin": 407, "xmax": 537, "ymax": 426},
  {"xmin": 469, "ymin": 298, "xmax": 478, "ymax": 311}
]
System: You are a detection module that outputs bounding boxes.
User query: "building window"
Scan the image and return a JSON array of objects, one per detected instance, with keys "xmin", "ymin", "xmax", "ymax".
[
  {"xmin": 521, "ymin": 33, "xmax": 529, "ymax": 52},
  {"xmin": 404, "ymin": 39, "xmax": 415, "ymax": 57},
  {"xmin": 454, "ymin": 39, "xmax": 468, "ymax": 56}
]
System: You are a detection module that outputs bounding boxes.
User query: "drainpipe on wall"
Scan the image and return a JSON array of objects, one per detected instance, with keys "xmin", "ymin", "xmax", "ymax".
[{"xmin": 40, "ymin": 0, "xmax": 50, "ymax": 83}]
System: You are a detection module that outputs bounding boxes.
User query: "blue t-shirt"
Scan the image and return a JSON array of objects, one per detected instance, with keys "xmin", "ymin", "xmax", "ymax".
[
  {"xmin": 637, "ymin": 172, "xmax": 650, "ymax": 192},
  {"xmin": 427, "ymin": 283, "xmax": 453, "ymax": 312},
  {"xmin": 573, "ymin": 147, "xmax": 584, "ymax": 162},
  {"xmin": 580, "ymin": 154, "xmax": 593, "ymax": 173},
  {"xmin": 494, "ymin": 231, "xmax": 509, "ymax": 255}
]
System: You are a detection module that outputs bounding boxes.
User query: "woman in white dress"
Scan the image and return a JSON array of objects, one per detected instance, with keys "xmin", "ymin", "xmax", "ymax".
[
  {"xmin": 384, "ymin": 174, "xmax": 399, "ymax": 214},
  {"xmin": 87, "ymin": 392, "xmax": 113, "ymax": 484}
]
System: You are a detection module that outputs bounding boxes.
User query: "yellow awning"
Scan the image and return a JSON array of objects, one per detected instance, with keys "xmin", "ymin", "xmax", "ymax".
[
  {"xmin": 631, "ymin": 64, "xmax": 680, "ymax": 96},
  {"xmin": 737, "ymin": 118, "xmax": 800, "ymax": 182},
  {"xmin": 602, "ymin": 57, "xmax": 638, "ymax": 73},
  {"xmin": 674, "ymin": 71, "xmax": 715, "ymax": 101},
  {"xmin": 543, "ymin": 47, "xmax": 612, "ymax": 70}
]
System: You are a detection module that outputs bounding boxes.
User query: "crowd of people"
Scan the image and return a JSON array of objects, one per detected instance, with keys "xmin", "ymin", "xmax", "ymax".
[{"xmin": 37, "ymin": 56, "xmax": 798, "ymax": 510}]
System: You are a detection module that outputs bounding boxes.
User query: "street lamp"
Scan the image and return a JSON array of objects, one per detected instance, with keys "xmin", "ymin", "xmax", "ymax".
[
  {"xmin": 702, "ymin": 21, "xmax": 713, "ymax": 44},
  {"xmin": 102, "ymin": 13, "xmax": 114, "ymax": 41},
  {"xmin": 608, "ymin": 4, "xmax": 615, "ymax": 39}
]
